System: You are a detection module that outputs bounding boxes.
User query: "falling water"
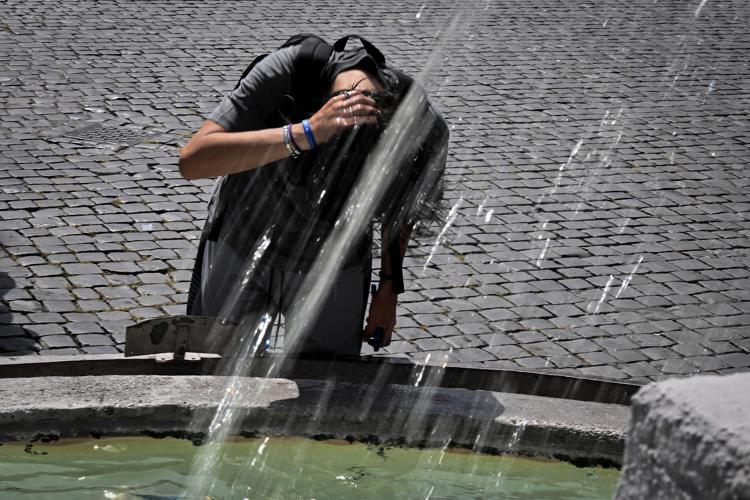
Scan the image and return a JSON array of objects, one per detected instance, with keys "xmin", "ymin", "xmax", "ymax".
[
  {"xmin": 589, "ymin": 275, "xmax": 615, "ymax": 315},
  {"xmin": 184, "ymin": 14, "xmax": 464, "ymax": 498},
  {"xmin": 615, "ymin": 256, "xmax": 644, "ymax": 298},
  {"xmin": 423, "ymin": 196, "xmax": 463, "ymax": 272}
]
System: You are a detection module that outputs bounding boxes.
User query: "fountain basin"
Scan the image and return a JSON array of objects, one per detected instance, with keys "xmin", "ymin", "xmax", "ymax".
[
  {"xmin": 1, "ymin": 435, "xmax": 621, "ymax": 499},
  {"xmin": 0, "ymin": 374, "xmax": 627, "ymax": 466}
]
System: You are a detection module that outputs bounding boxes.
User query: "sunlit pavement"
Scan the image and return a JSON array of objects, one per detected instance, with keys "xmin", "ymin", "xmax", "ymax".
[{"xmin": 1, "ymin": 0, "xmax": 748, "ymax": 382}]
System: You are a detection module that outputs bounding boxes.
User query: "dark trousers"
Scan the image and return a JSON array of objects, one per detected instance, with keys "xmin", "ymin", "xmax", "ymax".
[{"xmin": 189, "ymin": 239, "xmax": 370, "ymax": 356}]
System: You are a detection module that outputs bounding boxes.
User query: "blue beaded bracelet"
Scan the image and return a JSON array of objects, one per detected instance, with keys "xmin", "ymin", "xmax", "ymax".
[{"xmin": 301, "ymin": 119, "xmax": 317, "ymax": 149}]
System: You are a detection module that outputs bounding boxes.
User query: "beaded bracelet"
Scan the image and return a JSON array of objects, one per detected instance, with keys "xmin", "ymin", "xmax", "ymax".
[
  {"xmin": 301, "ymin": 119, "xmax": 317, "ymax": 149},
  {"xmin": 287, "ymin": 124, "xmax": 303, "ymax": 155},
  {"xmin": 282, "ymin": 124, "xmax": 301, "ymax": 158}
]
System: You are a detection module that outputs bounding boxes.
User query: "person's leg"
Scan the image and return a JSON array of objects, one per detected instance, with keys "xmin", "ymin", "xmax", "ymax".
[{"xmin": 279, "ymin": 261, "xmax": 370, "ymax": 356}]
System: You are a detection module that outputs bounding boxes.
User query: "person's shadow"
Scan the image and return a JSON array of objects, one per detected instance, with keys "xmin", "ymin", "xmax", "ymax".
[{"xmin": 0, "ymin": 271, "xmax": 26, "ymax": 354}]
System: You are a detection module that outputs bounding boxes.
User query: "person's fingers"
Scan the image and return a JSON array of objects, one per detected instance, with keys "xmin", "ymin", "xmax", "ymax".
[
  {"xmin": 334, "ymin": 90, "xmax": 377, "ymax": 110},
  {"xmin": 337, "ymin": 103, "xmax": 379, "ymax": 117}
]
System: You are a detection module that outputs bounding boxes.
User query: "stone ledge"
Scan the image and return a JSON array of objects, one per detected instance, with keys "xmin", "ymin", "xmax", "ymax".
[{"xmin": 0, "ymin": 375, "xmax": 628, "ymax": 466}]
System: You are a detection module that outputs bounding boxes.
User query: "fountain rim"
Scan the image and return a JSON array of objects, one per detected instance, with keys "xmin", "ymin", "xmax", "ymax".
[
  {"xmin": 0, "ymin": 352, "xmax": 640, "ymax": 405},
  {"xmin": 0, "ymin": 373, "xmax": 629, "ymax": 467}
]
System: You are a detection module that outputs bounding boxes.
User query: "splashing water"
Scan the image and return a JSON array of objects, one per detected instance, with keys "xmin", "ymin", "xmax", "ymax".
[
  {"xmin": 414, "ymin": 353, "xmax": 432, "ymax": 387},
  {"xmin": 615, "ymin": 256, "xmax": 643, "ymax": 298},
  {"xmin": 694, "ymin": 0, "xmax": 709, "ymax": 17},
  {"xmin": 423, "ymin": 197, "xmax": 463, "ymax": 272},
  {"xmin": 185, "ymin": 14, "xmax": 465, "ymax": 498},
  {"xmin": 589, "ymin": 275, "xmax": 615, "ymax": 315},
  {"xmin": 536, "ymin": 237, "xmax": 551, "ymax": 267}
]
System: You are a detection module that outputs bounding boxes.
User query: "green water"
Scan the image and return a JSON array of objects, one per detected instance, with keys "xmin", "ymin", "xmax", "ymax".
[{"xmin": 0, "ymin": 436, "xmax": 619, "ymax": 499}]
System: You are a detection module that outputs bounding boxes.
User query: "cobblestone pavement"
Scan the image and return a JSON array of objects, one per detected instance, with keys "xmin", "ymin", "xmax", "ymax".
[{"xmin": 1, "ymin": 0, "xmax": 749, "ymax": 383}]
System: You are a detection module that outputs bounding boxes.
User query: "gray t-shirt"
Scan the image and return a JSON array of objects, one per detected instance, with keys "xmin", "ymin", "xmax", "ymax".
[
  {"xmin": 205, "ymin": 44, "xmax": 376, "ymax": 272},
  {"xmin": 208, "ymin": 45, "xmax": 298, "ymax": 132},
  {"xmin": 202, "ymin": 42, "xmax": 448, "ymax": 273}
]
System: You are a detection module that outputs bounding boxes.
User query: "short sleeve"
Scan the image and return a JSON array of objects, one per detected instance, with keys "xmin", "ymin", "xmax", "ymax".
[{"xmin": 207, "ymin": 45, "xmax": 299, "ymax": 132}]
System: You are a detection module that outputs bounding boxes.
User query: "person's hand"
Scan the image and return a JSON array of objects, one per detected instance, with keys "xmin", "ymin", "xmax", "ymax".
[
  {"xmin": 309, "ymin": 90, "xmax": 381, "ymax": 145},
  {"xmin": 362, "ymin": 280, "xmax": 397, "ymax": 351}
]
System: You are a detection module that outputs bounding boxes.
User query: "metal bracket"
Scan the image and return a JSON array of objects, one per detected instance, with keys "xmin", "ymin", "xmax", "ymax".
[{"xmin": 125, "ymin": 315, "xmax": 240, "ymax": 362}]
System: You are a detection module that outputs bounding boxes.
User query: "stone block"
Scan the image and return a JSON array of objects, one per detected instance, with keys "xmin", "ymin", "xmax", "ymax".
[{"xmin": 616, "ymin": 373, "xmax": 750, "ymax": 499}]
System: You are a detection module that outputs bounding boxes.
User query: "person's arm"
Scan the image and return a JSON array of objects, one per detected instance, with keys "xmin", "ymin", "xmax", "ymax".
[
  {"xmin": 362, "ymin": 223, "xmax": 412, "ymax": 348},
  {"xmin": 178, "ymin": 91, "xmax": 380, "ymax": 180}
]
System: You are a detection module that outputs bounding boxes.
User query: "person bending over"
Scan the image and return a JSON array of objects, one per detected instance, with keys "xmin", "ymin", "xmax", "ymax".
[{"xmin": 179, "ymin": 34, "xmax": 448, "ymax": 356}]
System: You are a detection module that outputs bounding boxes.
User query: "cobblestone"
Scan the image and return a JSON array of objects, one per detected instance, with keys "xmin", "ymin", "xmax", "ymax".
[{"xmin": 0, "ymin": 0, "xmax": 749, "ymax": 382}]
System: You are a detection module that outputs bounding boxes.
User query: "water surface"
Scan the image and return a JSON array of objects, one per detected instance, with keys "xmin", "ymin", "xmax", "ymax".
[{"xmin": 0, "ymin": 436, "xmax": 619, "ymax": 499}]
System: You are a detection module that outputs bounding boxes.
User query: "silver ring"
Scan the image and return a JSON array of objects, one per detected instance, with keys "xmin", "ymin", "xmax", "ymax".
[
  {"xmin": 349, "ymin": 106, "xmax": 354, "ymax": 117},
  {"xmin": 342, "ymin": 90, "xmax": 350, "ymax": 99}
]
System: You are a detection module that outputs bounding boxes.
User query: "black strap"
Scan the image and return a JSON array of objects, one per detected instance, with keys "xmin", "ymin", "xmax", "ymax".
[
  {"xmin": 291, "ymin": 36, "xmax": 333, "ymax": 116},
  {"xmin": 333, "ymin": 35, "xmax": 386, "ymax": 66},
  {"xmin": 234, "ymin": 33, "xmax": 333, "ymax": 94}
]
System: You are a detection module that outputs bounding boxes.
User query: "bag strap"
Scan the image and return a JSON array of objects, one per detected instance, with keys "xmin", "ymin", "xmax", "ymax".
[
  {"xmin": 291, "ymin": 35, "xmax": 334, "ymax": 115},
  {"xmin": 233, "ymin": 33, "xmax": 333, "ymax": 92},
  {"xmin": 333, "ymin": 35, "xmax": 386, "ymax": 66}
]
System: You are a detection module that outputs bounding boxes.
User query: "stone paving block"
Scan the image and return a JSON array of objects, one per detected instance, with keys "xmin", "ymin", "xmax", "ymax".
[
  {"xmin": 557, "ymin": 338, "xmax": 600, "ymax": 354},
  {"xmin": 0, "ymin": 337, "xmax": 41, "ymax": 352},
  {"xmin": 579, "ymin": 351, "xmax": 619, "ymax": 366},
  {"xmin": 64, "ymin": 321, "xmax": 104, "ymax": 335},
  {"xmin": 23, "ymin": 323, "xmax": 66, "ymax": 338},
  {"xmin": 484, "ymin": 343, "xmax": 530, "ymax": 359},
  {"xmin": 75, "ymin": 334, "xmax": 114, "ymax": 346},
  {"xmin": 593, "ymin": 336, "xmax": 639, "ymax": 351},
  {"xmin": 444, "ymin": 335, "xmax": 486, "ymax": 349},
  {"xmin": 380, "ymin": 340, "xmax": 416, "ymax": 354},
  {"xmin": 0, "ymin": 325, "xmax": 26, "ymax": 338},
  {"xmin": 414, "ymin": 337, "xmax": 451, "ymax": 351},
  {"xmin": 578, "ymin": 365, "xmax": 628, "ymax": 380},
  {"xmin": 652, "ymin": 359, "xmax": 696, "ymax": 375},
  {"xmin": 68, "ymin": 274, "xmax": 109, "ymax": 287},
  {"xmin": 455, "ymin": 322, "xmax": 491, "ymax": 335},
  {"xmin": 515, "ymin": 357, "xmax": 551, "ymax": 369},
  {"xmin": 523, "ymin": 341, "xmax": 568, "ymax": 357},
  {"xmin": 450, "ymin": 348, "xmax": 496, "ymax": 363},
  {"xmin": 40, "ymin": 335, "xmax": 78, "ymax": 348},
  {"xmin": 716, "ymin": 352, "xmax": 750, "ymax": 369},
  {"xmin": 611, "ymin": 349, "xmax": 648, "ymax": 363},
  {"xmin": 42, "ymin": 300, "xmax": 77, "ymax": 313}
]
